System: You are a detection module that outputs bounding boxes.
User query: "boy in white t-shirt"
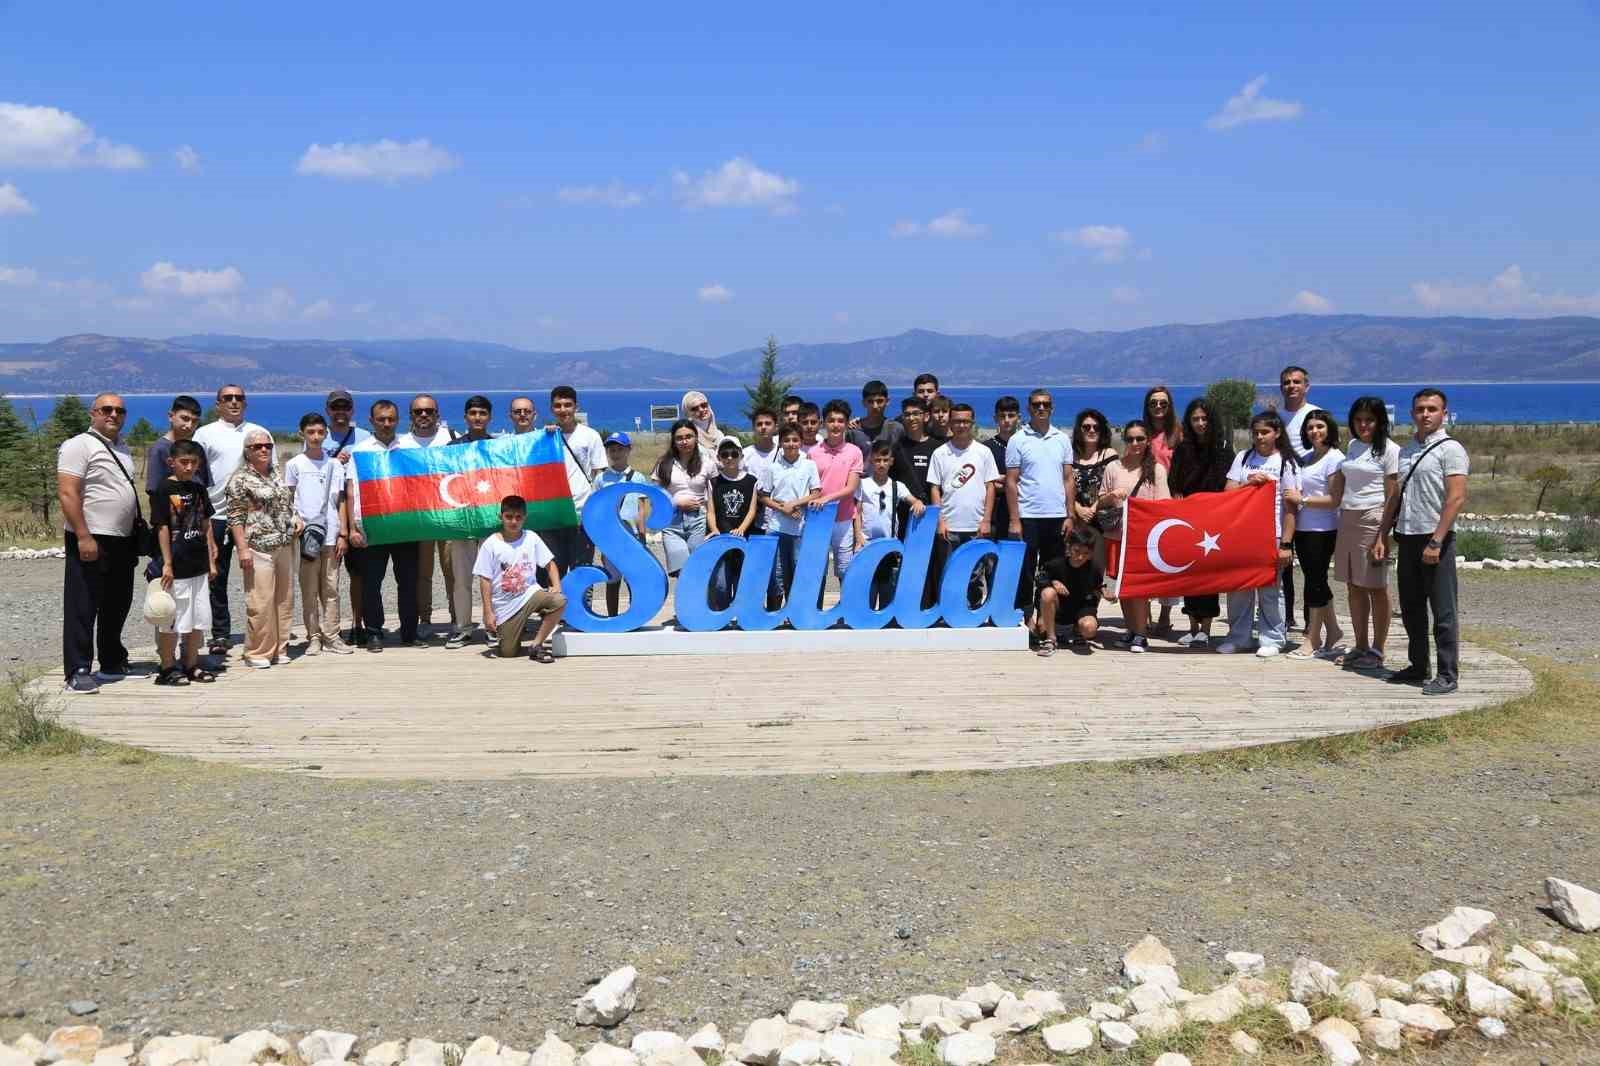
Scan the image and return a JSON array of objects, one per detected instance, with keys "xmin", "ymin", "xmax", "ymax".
[
  {"xmin": 928, "ymin": 403, "xmax": 1002, "ymax": 608},
  {"xmin": 473, "ymin": 495, "xmax": 568, "ymax": 662},
  {"xmin": 757, "ymin": 425, "xmax": 821, "ymax": 606},
  {"xmin": 283, "ymin": 413, "xmax": 353, "ymax": 655},
  {"xmin": 856, "ymin": 440, "xmax": 925, "ymax": 609}
]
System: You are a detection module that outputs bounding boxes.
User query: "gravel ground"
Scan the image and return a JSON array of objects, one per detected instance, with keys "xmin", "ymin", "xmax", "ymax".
[{"xmin": 3, "ymin": 562, "xmax": 1600, "ymax": 1062}]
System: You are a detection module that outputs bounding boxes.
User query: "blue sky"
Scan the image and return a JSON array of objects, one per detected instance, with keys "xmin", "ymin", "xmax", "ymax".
[{"xmin": 2, "ymin": 2, "xmax": 1598, "ymax": 354}]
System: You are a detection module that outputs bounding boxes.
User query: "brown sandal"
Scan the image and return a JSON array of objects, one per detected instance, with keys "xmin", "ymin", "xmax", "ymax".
[{"xmin": 530, "ymin": 643, "xmax": 556, "ymax": 664}]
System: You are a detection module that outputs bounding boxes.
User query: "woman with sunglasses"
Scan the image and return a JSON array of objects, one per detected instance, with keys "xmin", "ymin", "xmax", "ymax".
[
  {"xmin": 1098, "ymin": 418, "xmax": 1170, "ymax": 652},
  {"xmin": 1068, "ymin": 409, "xmax": 1118, "ymax": 536},
  {"xmin": 681, "ymin": 390, "xmax": 723, "ymax": 458},
  {"xmin": 1142, "ymin": 385, "xmax": 1183, "ymax": 633},
  {"xmin": 225, "ymin": 428, "xmax": 301, "ymax": 668}
]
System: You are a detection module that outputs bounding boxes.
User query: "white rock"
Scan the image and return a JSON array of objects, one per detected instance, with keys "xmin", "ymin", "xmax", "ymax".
[
  {"xmin": 1340, "ymin": 981, "xmax": 1379, "ymax": 1018},
  {"xmin": 501, "ymin": 1049, "xmax": 532, "ymax": 1066},
  {"xmin": 991, "ymin": 996, "xmax": 1042, "ymax": 1033},
  {"xmin": 1555, "ymin": 976, "xmax": 1596, "ymax": 1014},
  {"xmin": 1412, "ymin": 969, "xmax": 1460, "ymax": 1003},
  {"xmin": 1357, "ymin": 974, "xmax": 1412, "ymax": 1000},
  {"xmin": 1289, "ymin": 957, "xmax": 1342, "ymax": 1003},
  {"xmin": 92, "ymin": 1049, "xmax": 131, "ymax": 1066},
  {"xmin": 788, "ymin": 1003, "xmax": 848, "ymax": 1033},
  {"xmin": 1464, "ymin": 972, "xmax": 1523, "ymax": 1019},
  {"xmin": 738, "ymin": 1021, "xmax": 787, "ymax": 1066},
  {"xmin": 1097, "ymin": 1022, "xmax": 1138, "ymax": 1051},
  {"xmin": 575, "ymin": 966, "xmax": 640, "ymax": 1027},
  {"xmin": 465, "ymin": 1041, "xmax": 501, "ymax": 1061},
  {"xmin": 1505, "ymin": 945, "xmax": 1556, "ymax": 974},
  {"xmin": 1228, "ymin": 1031, "xmax": 1260, "ymax": 1056},
  {"xmin": 1495, "ymin": 968, "xmax": 1554, "ymax": 1009},
  {"xmin": 1040, "ymin": 1021, "xmax": 1094, "ymax": 1055},
  {"xmin": 1224, "ymin": 951, "xmax": 1264, "ymax": 976},
  {"xmin": 1376, "ymin": 999, "xmax": 1407, "ymax": 1023},
  {"xmin": 229, "ymin": 1034, "xmax": 292, "ymax": 1065},
  {"xmin": 1476, "ymin": 1018, "xmax": 1507, "ymax": 1040},
  {"xmin": 1274, "ymin": 1001, "xmax": 1313, "ymax": 1033},
  {"xmin": 1125, "ymin": 983, "xmax": 1173, "ymax": 1014},
  {"xmin": 917, "ymin": 1019, "xmax": 961, "ymax": 1039},
  {"xmin": 1122, "ymin": 935, "xmax": 1177, "ymax": 984},
  {"xmin": 896, "ymin": 1032, "xmax": 920, "ymax": 1048},
  {"xmin": 315, "ymin": 1056, "xmax": 351, "ymax": 1066},
  {"xmin": 1546, "ymin": 877, "xmax": 1600, "ymax": 933},
  {"xmin": 576, "ymin": 1047, "xmax": 637, "ymax": 1066},
  {"xmin": 16, "ymin": 1039, "xmax": 48, "ymax": 1064},
  {"xmin": 1227, "ymin": 976, "xmax": 1275, "ymax": 1008},
  {"xmin": 1181, "ymin": 985, "xmax": 1246, "ymax": 1025},
  {"xmin": 898, "ymin": 997, "xmax": 946, "ymax": 1025},
  {"xmin": 1128, "ymin": 1007, "xmax": 1181, "ymax": 1038},
  {"xmin": 141, "ymin": 1038, "xmax": 221, "ymax": 1066},
  {"xmin": 958, "ymin": 983, "xmax": 1009, "ymax": 1015},
  {"xmin": 1416, "ymin": 906, "xmax": 1497, "ymax": 951},
  {"xmin": 722, "ymin": 1047, "xmax": 744, "ymax": 1064},
  {"xmin": 43, "ymin": 1027, "xmax": 102, "ymax": 1063},
  {"xmin": 206, "ymin": 1049, "xmax": 254, "ymax": 1066},
  {"xmin": 2, "ymin": 1048, "xmax": 36, "ymax": 1066},
  {"xmin": 1360, "ymin": 1019, "xmax": 1401, "ymax": 1052},
  {"xmin": 1431, "ymin": 946, "xmax": 1492, "ymax": 968},
  {"xmin": 963, "ymin": 1022, "xmax": 1005, "ymax": 1041},
  {"xmin": 853, "ymin": 1008, "xmax": 903, "ymax": 1043},
  {"xmin": 529, "ymin": 1033, "xmax": 578, "ymax": 1066},
  {"xmin": 405, "ymin": 1041, "xmax": 461, "ymax": 1066},
  {"xmin": 1398, "ymin": 1004, "xmax": 1455, "ymax": 1037},
  {"xmin": 685, "ymin": 1028, "xmax": 723, "ymax": 1054},
  {"xmin": 1313, "ymin": 1030, "xmax": 1360, "ymax": 1066},
  {"xmin": 1019, "ymin": 990, "xmax": 1065, "ymax": 1016},
  {"xmin": 298, "ymin": 1034, "xmax": 356, "ymax": 1066},
  {"xmin": 819, "ymin": 1032, "xmax": 894, "ymax": 1066},
  {"xmin": 642, "ymin": 1047, "xmax": 700, "ymax": 1066},
  {"xmin": 940, "ymin": 1000, "xmax": 981, "ymax": 1025},
  {"xmin": 777, "ymin": 1042, "xmax": 820, "ymax": 1066},
  {"xmin": 1086, "ymin": 1002, "xmax": 1124, "ymax": 1022},
  {"xmin": 1530, "ymin": 941, "xmax": 1580, "ymax": 965},
  {"xmin": 932, "ymin": 1034, "xmax": 993, "ymax": 1066},
  {"xmin": 1311, "ymin": 1018, "xmax": 1360, "ymax": 1045},
  {"xmin": 629, "ymin": 1036, "xmax": 683, "ymax": 1060},
  {"xmin": 1151, "ymin": 1056, "xmax": 1191, "ymax": 1066}
]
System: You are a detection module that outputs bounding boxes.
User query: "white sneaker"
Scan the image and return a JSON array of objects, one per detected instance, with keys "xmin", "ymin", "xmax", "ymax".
[
  {"xmin": 302, "ymin": 640, "xmax": 321, "ymax": 656},
  {"xmin": 243, "ymin": 657, "xmax": 272, "ymax": 669},
  {"xmin": 1256, "ymin": 644, "xmax": 1282, "ymax": 658},
  {"xmin": 1214, "ymin": 641, "xmax": 1244, "ymax": 654}
]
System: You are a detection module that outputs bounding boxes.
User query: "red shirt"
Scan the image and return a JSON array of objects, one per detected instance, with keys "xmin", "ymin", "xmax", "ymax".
[{"xmin": 806, "ymin": 438, "xmax": 865, "ymax": 522}]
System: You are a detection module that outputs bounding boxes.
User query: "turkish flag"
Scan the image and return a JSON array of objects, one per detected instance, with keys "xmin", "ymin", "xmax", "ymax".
[{"xmin": 1114, "ymin": 482, "xmax": 1279, "ymax": 598}]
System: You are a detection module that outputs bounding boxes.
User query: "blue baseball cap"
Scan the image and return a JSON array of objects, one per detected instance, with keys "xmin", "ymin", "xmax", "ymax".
[{"xmin": 604, "ymin": 431, "xmax": 632, "ymax": 447}]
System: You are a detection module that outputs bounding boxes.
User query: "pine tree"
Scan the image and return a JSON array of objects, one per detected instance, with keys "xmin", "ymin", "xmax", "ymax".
[
  {"xmin": 50, "ymin": 394, "xmax": 91, "ymax": 438},
  {"xmin": 1, "ymin": 427, "xmax": 60, "ymax": 525},
  {"xmin": 0, "ymin": 394, "xmax": 26, "ymax": 455},
  {"xmin": 742, "ymin": 335, "xmax": 794, "ymax": 421},
  {"xmin": 127, "ymin": 417, "xmax": 159, "ymax": 446},
  {"xmin": 1204, "ymin": 378, "xmax": 1257, "ymax": 445}
]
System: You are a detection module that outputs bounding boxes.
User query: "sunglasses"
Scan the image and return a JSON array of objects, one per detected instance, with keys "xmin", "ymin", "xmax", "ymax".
[
  {"xmin": 1125, "ymin": 436, "xmax": 1148, "ymax": 444},
  {"xmin": 411, "ymin": 408, "xmax": 438, "ymax": 416},
  {"xmin": 1148, "ymin": 400, "xmax": 1170, "ymax": 408},
  {"xmin": 246, "ymin": 443, "xmax": 273, "ymax": 451},
  {"xmin": 219, "ymin": 395, "xmax": 245, "ymax": 403},
  {"xmin": 1030, "ymin": 401, "xmax": 1052, "ymax": 409},
  {"xmin": 329, "ymin": 401, "xmax": 353, "ymax": 410},
  {"xmin": 511, "ymin": 408, "xmax": 534, "ymax": 416},
  {"xmin": 96, "ymin": 405, "xmax": 127, "ymax": 415}
]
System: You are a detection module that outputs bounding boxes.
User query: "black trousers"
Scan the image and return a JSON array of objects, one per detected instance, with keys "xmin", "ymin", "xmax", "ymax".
[
  {"xmin": 208, "ymin": 517, "xmax": 235, "ymax": 642},
  {"xmin": 362, "ymin": 541, "xmax": 419, "ymax": 642},
  {"xmin": 1293, "ymin": 530, "xmax": 1338, "ymax": 609},
  {"xmin": 62, "ymin": 530, "xmax": 136, "ymax": 680},
  {"xmin": 1017, "ymin": 516, "xmax": 1066, "ymax": 615},
  {"xmin": 1398, "ymin": 532, "xmax": 1459, "ymax": 683},
  {"xmin": 1280, "ymin": 554, "xmax": 1299, "ymax": 628},
  {"xmin": 543, "ymin": 524, "xmax": 594, "ymax": 578}
]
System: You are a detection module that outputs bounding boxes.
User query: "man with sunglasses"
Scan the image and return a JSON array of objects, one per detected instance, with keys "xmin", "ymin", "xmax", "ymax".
[
  {"xmin": 56, "ymin": 393, "xmax": 140, "ymax": 692},
  {"xmin": 1004, "ymin": 389, "xmax": 1074, "ymax": 632},
  {"xmin": 194, "ymin": 384, "xmax": 272, "ymax": 657},
  {"xmin": 397, "ymin": 393, "xmax": 457, "ymax": 638},
  {"xmin": 324, "ymin": 389, "xmax": 371, "ymax": 639},
  {"xmin": 507, "ymin": 396, "xmax": 538, "ymax": 435}
]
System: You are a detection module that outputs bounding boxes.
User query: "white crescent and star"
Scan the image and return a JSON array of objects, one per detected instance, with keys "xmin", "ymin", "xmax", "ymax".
[
  {"xmin": 438, "ymin": 473, "xmax": 494, "ymax": 508},
  {"xmin": 1146, "ymin": 519, "xmax": 1223, "ymax": 574}
]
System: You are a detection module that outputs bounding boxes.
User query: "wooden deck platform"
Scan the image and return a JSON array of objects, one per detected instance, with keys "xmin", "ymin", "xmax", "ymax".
[{"xmin": 51, "ymin": 624, "xmax": 1533, "ymax": 781}]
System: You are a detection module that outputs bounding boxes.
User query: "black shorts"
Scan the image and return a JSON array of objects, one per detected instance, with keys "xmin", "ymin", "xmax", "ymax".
[{"xmin": 343, "ymin": 545, "xmax": 367, "ymax": 576}]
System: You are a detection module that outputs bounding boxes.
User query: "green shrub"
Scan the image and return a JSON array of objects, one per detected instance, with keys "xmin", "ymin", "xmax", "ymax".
[
  {"xmin": 1534, "ymin": 531, "xmax": 1562, "ymax": 554},
  {"xmin": 1456, "ymin": 530, "xmax": 1506, "ymax": 561},
  {"xmin": 1567, "ymin": 519, "xmax": 1600, "ymax": 556}
]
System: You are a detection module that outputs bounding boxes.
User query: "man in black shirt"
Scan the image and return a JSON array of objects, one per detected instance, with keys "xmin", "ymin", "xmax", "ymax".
[
  {"xmin": 891, "ymin": 397, "xmax": 944, "ymax": 608},
  {"xmin": 985, "ymin": 395, "xmax": 1020, "ymax": 543}
]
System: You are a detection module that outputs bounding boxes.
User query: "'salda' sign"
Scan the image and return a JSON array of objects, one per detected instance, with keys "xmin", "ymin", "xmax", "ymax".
[{"xmin": 560, "ymin": 482, "xmax": 1027, "ymax": 633}]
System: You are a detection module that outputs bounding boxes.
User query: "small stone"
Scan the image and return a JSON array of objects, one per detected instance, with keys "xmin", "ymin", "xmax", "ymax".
[
  {"xmin": 1181, "ymin": 985, "xmax": 1246, "ymax": 1025},
  {"xmin": 932, "ymin": 1034, "xmax": 993, "ymax": 1066},
  {"xmin": 1415, "ymin": 906, "xmax": 1497, "ymax": 951},
  {"xmin": 628, "ymin": 1036, "xmax": 683, "ymax": 1060},
  {"xmin": 141, "ymin": 1037, "xmax": 221, "ymax": 1066},
  {"xmin": 1430, "ymin": 946, "xmax": 1492, "ymax": 968},
  {"xmin": 777, "ymin": 1042, "xmax": 819, "ymax": 1066},
  {"xmin": 63, "ymin": 1004, "xmax": 97, "ymax": 1020},
  {"xmin": 940, "ymin": 1000, "xmax": 981, "ymax": 1025},
  {"xmin": 1554, "ymin": 976, "xmax": 1596, "ymax": 1014},
  {"xmin": 43, "ymin": 1027, "xmax": 102, "ymax": 1063},
  {"xmin": 642, "ymin": 1048, "xmax": 699, "ymax": 1066},
  {"xmin": 1128, "ymin": 1007, "xmax": 1181, "ymax": 1038},
  {"xmin": 1151, "ymin": 1056, "xmax": 1191, "ymax": 1066},
  {"xmin": 963, "ymin": 1022, "xmax": 1004, "ymax": 1041},
  {"xmin": 1398, "ymin": 1004, "xmax": 1455, "ymax": 1038},
  {"xmin": 1340, "ymin": 981, "xmax": 1379, "ymax": 1018},
  {"xmin": 1377, "ymin": 999, "xmax": 1406, "ymax": 1023},
  {"xmin": 1228, "ymin": 976, "xmax": 1275, "ymax": 1008},
  {"xmin": 1412, "ymin": 969, "xmax": 1460, "ymax": 1003},
  {"xmin": 1273, "ymin": 1002, "xmax": 1312, "ymax": 1033},
  {"xmin": 575, "ymin": 967, "xmax": 640, "ymax": 1027},
  {"xmin": 898, "ymin": 997, "xmax": 945, "ymax": 1025},
  {"xmin": 1546, "ymin": 878, "xmax": 1600, "ymax": 933},
  {"xmin": 576, "ymin": 1046, "xmax": 637, "ymax": 1066},
  {"xmin": 1530, "ymin": 941, "xmax": 1580, "ymax": 965},
  {"xmin": 1357, "ymin": 974, "xmax": 1412, "ymax": 1000},
  {"xmin": 1289, "ymin": 958, "xmax": 1341, "ymax": 1003},
  {"xmin": 1228, "ymin": 1031, "xmax": 1260, "ymax": 1056},
  {"xmin": 1360, "ymin": 1019, "xmax": 1400, "ymax": 1052},
  {"xmin": 1312, "ymin": 1030, "xmax": 1359, "ymax": 1066},
  {"xmin": 230, "ymin": 1033, "xmax": 292, "ymax": 1064},
  {"xmin": 1122, "ymin": 936, "xmax": 1177, "ymax": 985},
  {"xmin": 917, "ymin": 1019, "xmax": 961, "ymax": 1039},
  {"xmin": 958, "ymin": 984, "xmax": 1008, "ymax": 1015},
  {"xmin": 1224, "ymin": 951, "xmax": 1264, "ymax": 976},
  {"xmin": 852, "ymin": 1008, "xmax": 902, "ymax": 1044},
  {"xmin": 1463, "ymin": 972, "xmax": 1523, "ymax": 1019},
  {"xmin": 1495, "ymin": 968, "xmax": 1554, "ymax": 1009},
  {"xmin": 1125, "ymin": 983, "xmax": 1173, "ymax": 1014},
  {"xmin": 1087, "ymin": 1002, "xmax": 1123, "ymax": 1022},
  {"xmin": 1505, "ymin": 945, "xmax": 1555, "ymax": 974},
  {"xmin": 685, "ymin": 1027, "xmax": 723, "ymax": 1054},
  {"xmin": 1476, "ymin": 1017, "xmax": 1507, "ymax": 1040},
  {"xmin": 991, "ymin": 996, "xmax": 1041, "ymax": 1034},
  {"xmin": 529, "ymin": 1033, "xmax": 577, "ymax": 1066},
  {"xmin": 1040, "ymin": 1021, "xmax": 1094, "ymax": 1055},
  {"xmin": 1097, "ymin": 1022, "xmax": 1137, "ymax": 1051},
  {"xmin": 298, "ymin": 1034, "xmax": 356, "ymax": 1066},
  {"xmin": 1310, "ymin": 1018, "xmax": 1360, "ymax": 1045},
  {"xmin": 787, "ymin": 1004, "xmax": 848, "ymax": 1033},
  {"xmin": 739, "ymin": 1020, "xmax": 786, "ymax": 1066},
  {"xmin": 1018, "ymin": 990, "xmax": 1064, "ymax": 1016}
]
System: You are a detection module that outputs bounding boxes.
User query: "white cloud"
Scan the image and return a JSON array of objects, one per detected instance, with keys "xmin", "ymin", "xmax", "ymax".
[
  {"xmin": 1055, "ymin": 224, "xmax": 1134, "ymax": 263},
  {"xmin": 1410, "ymin": 264, "xmax": 1600, "ymax": 314},
  {"xmin": 141, "ymin": 261, "xmax": 245, "ymax": 298},
  {"xmin": 296, "ymin": 138, "xmax": 459, "ymax": 182},
  {"xmin": 0, "ymin": 182, "xmax": 35, "ymax": 215},
  {"xmin": 672, "ymin": 157, "xmax": 799, "ymax": 213},
  {"xmin": 0, "ymin": 102, "xmax": 146, "ymax": 169},
  {"xmin": 174, "ymin": 145, "xmax": 200, "ymax": 172},
  {"xmin": 1290, "ymin": 289, "xmax": 1335, "ymax": 314},
  {"xmin": 0, "ymin": 266, "xmax": 39, "ymax": 286},
  {"xmin": 558, "ymin": 181, "xmax": 646, "ymax": 208},
  {"xmin": 301, "ymin": 298, "xmax": 335, "ymax": 321},
  {"xmin": 697, "ymin": 282, "xmax": 733, "ymax": 304},
  {"xmin": 1111, "ymin": 285, "xmax": 1141, "ymax": 305},
  {"xmin": 1205, "ymin": 75, "xmax": 1304, "ymax": 132},
  {"xmin": 892, "ymin": 208, "xmax": 989, "ymax": 239}
]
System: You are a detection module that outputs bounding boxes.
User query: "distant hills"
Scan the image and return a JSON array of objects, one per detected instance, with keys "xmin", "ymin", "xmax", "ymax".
[{"xmin": 3, "ymin": 314, "xmax": 1599, "ymax": 393}]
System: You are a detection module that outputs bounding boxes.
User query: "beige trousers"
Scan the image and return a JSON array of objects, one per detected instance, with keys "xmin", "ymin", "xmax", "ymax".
[
  {"xmin": 298, "ymin": 548, "xmax": 341, "ymax": 642},
  {"xmin": 448, "ymin": 539, "xmax": 482, "ymax": 633},
  {"xmin": 415, "ymin": 539, "xmax": 456, "ymax": 626},
  {"xmin": 243, "ymin": 544, "xmax": 296, "ymax": 661}
]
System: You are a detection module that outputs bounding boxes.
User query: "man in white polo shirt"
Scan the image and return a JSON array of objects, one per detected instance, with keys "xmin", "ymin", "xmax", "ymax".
[
  {"xmin": 1004, "ymin": 388, "xmax": 1074, "ymax": 629},
  {"xmin": 193, "ymin": 383, "xmax": 271, "ymax": 657},
  {"xmin": 1277, "ymin": 364, "xmax": 1322, "ymax": 631}
]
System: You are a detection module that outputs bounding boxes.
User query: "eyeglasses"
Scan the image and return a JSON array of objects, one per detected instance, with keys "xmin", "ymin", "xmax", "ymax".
[
  {"xmin": 96, "ymin": 405, "xmax": 127, "ymax": 415},
  {"xmin": 219, "ymin": 394, "xmax": 245, "ymax": 403},
  {"xmin": 511, "ymin": 408, "xmax": 534, "ymax": 417},
  {"xmin": 245, "ymin": 443, "xmax": 273, "ymax": 451},
  {"xmin": 1148, "ymin": 400, "xmax": 1170, "ymax": 409},
  {"xmin": 1124, "ymin": 436, "xmax": 1148, "ymax": 444},
  {"xmin": 1081, "ymin": 425, "xmax": 1099, "ymax": 434}
]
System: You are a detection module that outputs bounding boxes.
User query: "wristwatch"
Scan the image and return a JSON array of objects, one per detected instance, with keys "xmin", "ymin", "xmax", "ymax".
[
  {"xmin": 1426, "ymin": 538, "xmax": 1442, "ymax": 549},
  {"xmin": 1278, "ymin": 541, "xmax": 1293, "ymax": 550}
]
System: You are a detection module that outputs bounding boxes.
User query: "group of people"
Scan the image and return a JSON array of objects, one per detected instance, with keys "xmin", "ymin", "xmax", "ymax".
[{"xmin": 55, "ymin": 366, "xmax": 1469, "ymax": 696}]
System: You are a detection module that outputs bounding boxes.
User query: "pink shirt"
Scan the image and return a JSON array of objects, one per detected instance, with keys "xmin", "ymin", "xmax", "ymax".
[{"xmin": 807, "ymin": 439, "xmax": 865, "ymax": 522}]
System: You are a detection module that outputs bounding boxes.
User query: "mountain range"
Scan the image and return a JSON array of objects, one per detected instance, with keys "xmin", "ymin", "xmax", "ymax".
[{"xmin": 3, "ymin": 314, "xmax": 1599, "ymax": 394}]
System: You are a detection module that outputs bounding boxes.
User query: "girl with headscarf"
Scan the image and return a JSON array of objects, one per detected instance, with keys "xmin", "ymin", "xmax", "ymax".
[{"xmin": 682, "ymin": 391, "xmax": 722, "ymax": 456}]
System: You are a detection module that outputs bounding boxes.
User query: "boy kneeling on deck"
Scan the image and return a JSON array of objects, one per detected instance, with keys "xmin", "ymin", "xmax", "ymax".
[{"xmin": 473, "ymin": 495, "xmax": 567, "ymax": 663}]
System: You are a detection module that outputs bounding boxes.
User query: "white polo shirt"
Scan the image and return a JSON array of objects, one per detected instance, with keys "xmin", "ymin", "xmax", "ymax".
[
  {"xmin": 194, "ymin": 418, "xmax": 271, "ymax": 512},
  {"xmin": 1003, "ymin": 424, "xmax": 1074, "ymax": 518}
]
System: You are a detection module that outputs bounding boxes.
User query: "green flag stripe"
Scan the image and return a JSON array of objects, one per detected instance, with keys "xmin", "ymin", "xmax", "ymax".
[{"xmin": 362, "ymin": 498, "xmax": 577, "ymax": 545}]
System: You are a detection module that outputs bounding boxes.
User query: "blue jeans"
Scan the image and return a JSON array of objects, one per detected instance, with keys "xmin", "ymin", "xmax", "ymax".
[
  {"xmin": 1226, "ymin": 581, "xmax": 1286, "ymax": 648},
  {"xmin": 774, "ymin": 532, "xmax": 801, "ymax": 604}
]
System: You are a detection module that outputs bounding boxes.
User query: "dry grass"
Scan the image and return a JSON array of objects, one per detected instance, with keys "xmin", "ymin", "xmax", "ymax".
[{"xmin": 0, "ymin": 669, "xmax": 148, "ymax": 762}]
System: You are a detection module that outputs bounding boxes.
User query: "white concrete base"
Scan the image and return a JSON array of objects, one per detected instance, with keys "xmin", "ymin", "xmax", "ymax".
[{"xmin": 552, "ymin": 624, "xmax": 1029, "ymax": 657}]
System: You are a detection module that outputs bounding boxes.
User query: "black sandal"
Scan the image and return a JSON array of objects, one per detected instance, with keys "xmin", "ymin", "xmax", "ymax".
[
  {"xmin": 154, "ymin": 667, "xmax": 190, "ymax": 687},
  {"xmin": 530, "ymin": 643, "xmax": 556, "ymax": 664},
  {"xmin": 185, "ymin": 666, "xmax": 217, "ymax": 683},
  {"xmin": 207, "ymin": 638, "xmax": 230, "ymax": 656}
]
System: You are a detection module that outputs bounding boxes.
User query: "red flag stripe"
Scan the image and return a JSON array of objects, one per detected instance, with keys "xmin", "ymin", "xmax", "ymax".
[{"xmin": 360, "ymin": 462, "xmax": 570, "ymax": 520}]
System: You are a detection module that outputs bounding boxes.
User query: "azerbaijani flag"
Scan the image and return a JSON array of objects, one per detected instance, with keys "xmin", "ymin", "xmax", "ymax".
[{"xmin": 353, "ymin": 430, "xmax": 578, "ymax": 545}]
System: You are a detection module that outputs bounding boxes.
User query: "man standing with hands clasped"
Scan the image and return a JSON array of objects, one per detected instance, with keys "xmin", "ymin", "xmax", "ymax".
[{"xmin": 1377, "ymin": 388, "xmax": 1468, "ymax": 696}]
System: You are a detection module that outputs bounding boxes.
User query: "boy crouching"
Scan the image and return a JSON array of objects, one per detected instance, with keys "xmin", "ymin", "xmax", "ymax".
[{"xmin": 472, "ymin": 495, "xmax": 567, "ymax": 663}]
